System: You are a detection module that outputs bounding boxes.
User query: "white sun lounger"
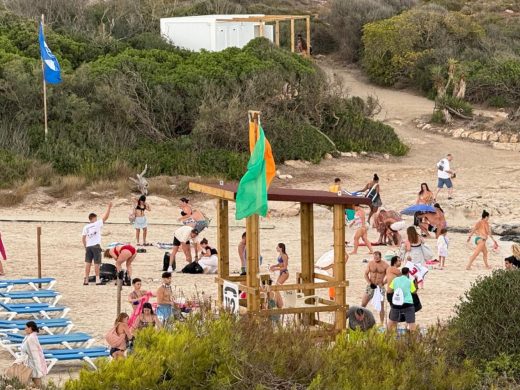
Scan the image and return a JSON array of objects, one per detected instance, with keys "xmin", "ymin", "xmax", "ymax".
[
  {"xmin": 0, "ymin": 302, "xmax": 70, "ymax": 320},
  {"xmin": 0, "ymin": 290, "xmax": 62, "ymax": 306},
  {"xmin": 0, "ymin": 278, "xmax": 56, "ymax": 292}
]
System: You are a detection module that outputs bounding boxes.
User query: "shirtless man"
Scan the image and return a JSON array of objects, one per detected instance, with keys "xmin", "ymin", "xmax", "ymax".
[
  {"xmin": 385, "ymin": 256, "xmax": 402, "ymax": 285},
  {"xmin": 361, "ymin": 251, "xmax": 388, "ymax": 324},
  {"xmin": 466, "ymin": 210, "xmax": 498, "ymax": 270},
  {"xmin": 419, "ymin": 203, "xmax": 447, "ymax": 238}
]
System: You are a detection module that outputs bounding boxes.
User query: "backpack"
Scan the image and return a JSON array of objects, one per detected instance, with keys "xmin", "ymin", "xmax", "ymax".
[
  {"xmin": 392, "ymin": 287, "xmax": 404, "ymax": 306},
  {"xmin": 181, "ymin": 261, "xmax": 204, "ymax": 274},
  {"xmin": 100, "ymin": 263, "xmax": 117, "ymax": 281},
  {"xmin": 437, "ymin": 159, "xmax": 445, "ymax": 171}
]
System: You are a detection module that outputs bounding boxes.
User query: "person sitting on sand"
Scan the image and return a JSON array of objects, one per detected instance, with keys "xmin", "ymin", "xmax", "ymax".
[
  {"xmin": 504, "ymin": 243, "xmax": 520, "ymax": 270},
  {"xmin": 358, "ymin": 174, "xmax": 382, "ymax": 223},
  {"xmin": 416, "ymin": 183, "xmax": 434, "ymax": 205},
  {"xmin": 361, "ymin": 251, "xmax": 388, "ymax": 325},
  {"xmin": 197, "ymin": 238, "xmax": 218, "ymax": 274},
  {"xmin": 106, "ymin": 313, "xmax": 133, "ymax": 359},
  {"xmin": 350, "ymin": 205, "xmax": 374, "ymax": 255},
  {"xmin": 178, "ymin": 198, "xmax": 208, "ymax": 233},
  {"xmin": 347, "ymin": 306, "xmax": 376, "ymax": 332},
  {"xmin": 133, "ymin": 302, "xmax": 161, "ymax": 330},
  {"xmin": 270, "ymin": 243, "xmax": 289, "ymax": 285},
  {"xmin": 329, "ymin": 177, "xmax": 342, "ymax": 193},
  {"xmin": 128, "ymin": 278, "xmax": 147, "ymax": 311},
  {"xmin": 133, "ymin": 195, "xmax": 151, "ymax": 246},
  {"xmin": 466, "ymin": 210, "xmax": 498, "ymax": 270},
  {"xmin": 104, "ymin": 244, "xmax": 137, "ymax": 280},
  {"xmin": 419, "ymin": 203, "xmax": 446, "ymax": 238}
]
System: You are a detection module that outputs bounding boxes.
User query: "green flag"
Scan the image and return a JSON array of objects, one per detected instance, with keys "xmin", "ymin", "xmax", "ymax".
[{"xmin": 235, "ymin": 127, "xmax": 267, "ymax": 220}]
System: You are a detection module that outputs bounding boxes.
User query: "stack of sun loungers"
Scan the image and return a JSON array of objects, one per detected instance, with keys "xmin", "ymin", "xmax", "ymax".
[{"xmin": 0, "ymin": 277, "xmax": 109, "ymax": 372}]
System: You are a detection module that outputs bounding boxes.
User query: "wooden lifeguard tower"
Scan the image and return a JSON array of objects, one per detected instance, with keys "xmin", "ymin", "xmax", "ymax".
[{"xmin": 189, "ymin": 182, "xmax": 371, "ymax": 331}]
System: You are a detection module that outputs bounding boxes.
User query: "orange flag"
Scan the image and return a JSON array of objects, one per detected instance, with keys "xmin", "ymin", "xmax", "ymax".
[{"xmin": 249, "ymin": 121, "xmax": 276, "ymax": 187}]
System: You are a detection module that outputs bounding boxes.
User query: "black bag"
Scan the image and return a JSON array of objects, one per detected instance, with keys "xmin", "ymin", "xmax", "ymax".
[
  {"xmin": 163, "ymin": 252, "xmax": 176, "ymax": 271},
  {"xmin": 181, "ymin": 261, "xmax": 203, "ymax": 274},
  {"xmin": 123, "ymin": 271, "xmax": 131, "ymax": 286},
  {"xmin": 100, "ymin": 263, "xmax": 117, "ymax": 281}
]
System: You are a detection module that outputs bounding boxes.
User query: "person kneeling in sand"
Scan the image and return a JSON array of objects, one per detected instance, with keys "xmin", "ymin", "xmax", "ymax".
[
  {"xmin": 197, "ymin": 238, "xmax": 218, "ymax": 274},
  {"xmin": 347, "ymin": 306, "xmax": 376, "ymax": 331}
]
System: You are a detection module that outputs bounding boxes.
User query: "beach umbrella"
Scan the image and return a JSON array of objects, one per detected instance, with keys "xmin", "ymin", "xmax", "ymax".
[{"xmin": 401, "ymin": 204, "xmax": 436, "ymax": 215}]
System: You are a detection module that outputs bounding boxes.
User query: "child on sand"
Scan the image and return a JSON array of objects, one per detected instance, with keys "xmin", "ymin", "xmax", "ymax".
[{"xmin": 437, "ymin": 228, "xmax": 449, "ymax": 269}]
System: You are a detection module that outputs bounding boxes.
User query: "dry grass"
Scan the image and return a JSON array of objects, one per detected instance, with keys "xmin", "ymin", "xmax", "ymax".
[
  {"xmin": 27, "ymin": 162, "xmax": 55, "ymax": 186},
  {"xmin": 0, "ymin": 178, "xmax": 38, "ymax": 207},
  {"xmin": 87, "ymin": 179, "xmax": 118, "ymax": 194},
  {"xmin": 147, "ymin": 176, "xmax": 175, "ymax": 197},
  {"xmin": 46, "ymin": 175, "xmax": 87, "ymax": 198},
  {"xmin": 116, "ymin": 179, "xmax": 132, "ymax": 197}
]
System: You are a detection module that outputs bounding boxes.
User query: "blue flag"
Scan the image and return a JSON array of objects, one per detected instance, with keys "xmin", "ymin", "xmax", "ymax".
[{"xmin": 38, "ymin": 23, "xmax": 61, "ymax": 84}]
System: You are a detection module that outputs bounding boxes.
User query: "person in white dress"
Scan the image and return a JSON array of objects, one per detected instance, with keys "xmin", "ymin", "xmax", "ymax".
[
  {"xmin": 437, "ymin": 228, "xmax": 449, "ymax": 269},
  {"xmin": 19, "ymin": 321, "xmax": 47, "ymax": 388}
]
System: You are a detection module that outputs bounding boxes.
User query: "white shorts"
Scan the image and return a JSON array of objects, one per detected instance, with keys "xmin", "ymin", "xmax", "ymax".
[{"xmin": 134, "ymin": 216, "xmax": 147, "ymax": 229}]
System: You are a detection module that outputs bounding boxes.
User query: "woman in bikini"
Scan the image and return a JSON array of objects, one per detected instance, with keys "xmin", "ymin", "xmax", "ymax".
[
  {"xmin": 104, "ymin": 244, "xmax": 137, "ymax": 279},
  {"xmin": 270, "ymin": 243, "xmax": 289, "ymax": 285},
  {"xmin": 105, "ymin": 313, "xmax": 133, "ymax": 359},
  {"xmin": 416, "ymin": 183, "xmax": 434, "ymax": 205},
  {"xmin": 178, "ymin": 198, "xmax": 208, "ymax": 233},
  {"xmin": 133, "ymin": 195, "xmax": 151, "ymax": 246},
  {"xmin": 133, "ymin": 302, "xmax": 161, "ymax": 330},
  {"xmin": 358, "ymin": 174, "xmax": 382, "ymax": 223},
  {"xmin": 466, "ymin": 210, "xmax": 498, "ymax": 270},
  {"xmin": 350, "ymin": 205, "xmax": 374, "ymax": 255}
]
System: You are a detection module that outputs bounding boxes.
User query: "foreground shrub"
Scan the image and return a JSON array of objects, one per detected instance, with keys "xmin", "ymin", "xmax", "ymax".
[{"xmin": 448, "ymin": 270, "xmax": 520, "ymax": 364}]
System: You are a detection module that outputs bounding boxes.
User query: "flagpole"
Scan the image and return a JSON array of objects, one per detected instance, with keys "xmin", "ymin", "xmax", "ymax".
[{"xmin": 41, "ymin": 14, "xmax": 49, "ymax": 142}]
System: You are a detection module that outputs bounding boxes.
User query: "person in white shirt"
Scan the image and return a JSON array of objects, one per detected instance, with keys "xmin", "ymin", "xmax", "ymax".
[
  {"xmin": 167, "ymin": 225, "xmax": 199, "ymax": 272},
  {"xmin": 435, "ymin": 154, "xmax": 455, "ymax": 201},
  {"xmin": 437, "ymin": 228, "xmax": 449, "ymax": 269},
  {"xmin": 82, "ymin": 202, "xmax": 112, "ymax": 285}
]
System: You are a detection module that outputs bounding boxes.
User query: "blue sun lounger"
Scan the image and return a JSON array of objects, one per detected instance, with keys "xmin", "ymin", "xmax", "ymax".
[
  {"xmin": 44, "ymin": 347, "xmax": 109, "ymax": 372},
  {"xmin": 0, "ymin": 302, "xmax": 69, "ymax": 320},
  {"xmin": 0, "ymin": 278, "xmax": 56, "ymax": 292},
  {"xmin": 0, "ymin": 290, "xmax": 62, "ymax": 306},
  {"xmin": 0, "ymin": 318, "xmax": 73, "ymax": 334},
  {"xmin": 0, "ymin": 332, "xmax": 95, "ymax": 357}
]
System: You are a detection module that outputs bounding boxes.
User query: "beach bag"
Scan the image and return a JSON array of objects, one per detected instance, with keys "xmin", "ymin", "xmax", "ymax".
[
  {"xmin": 437, "ymin": 159, "xmax": 445, "ymax": 171},
  {"xmin": 163, "ymin": 252, "xmax": 176, "ymax": 271},
  {"xmin": 181, "ymin": 262, "xmax": 203, "ymax": 274},
  {"xmin": 392, "ymin": 287, "xmax": 404, "ymax": 306},
  {"xmin": 100, "ymin": 263, "xmax": 117, "ymax": 281},
  {"xmin": 366, "ymin": 184, "xmax": 379, "ymax": 203},
  {"xmin": 105, "ymin": 327, "xmax": 125, "ymax": 348},
  {"xmin": 128, "ymin": 210, "xmax": 136, "ymax": 223},
  {"xmin": 421, "ymin": 244, "xmax": 434, "ymax": 261},
  {"xmin": 123, "ymin": 271, "xmax": 131, "ymax": 286},
  {"xmin": 5, "ymin": 362, "xmax": 32, "ymax": 385}
]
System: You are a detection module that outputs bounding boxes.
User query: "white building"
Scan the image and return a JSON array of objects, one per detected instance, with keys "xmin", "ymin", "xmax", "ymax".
[{"xmin": 159, "ymin": 14, "xmax": 275, "ymax": 52}]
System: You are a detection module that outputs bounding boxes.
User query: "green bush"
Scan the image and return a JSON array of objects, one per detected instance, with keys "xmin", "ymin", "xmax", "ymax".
[
  {"xmin": 448, "ymin": 270, "xmax": 520, "ymax": 364},
  {"xmin": 0, "ymin": 149, "xmax": 31, "ymax": 188},
  {"xmin": 437, "ymin": 95, "xmax": 473, "ymax": 116}
]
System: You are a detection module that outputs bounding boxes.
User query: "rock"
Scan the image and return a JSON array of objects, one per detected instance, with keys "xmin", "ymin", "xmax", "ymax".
[
  {"xmin": 468, "ymin": 131, "xmax": 484, "ymax": 141},
  {"xmin": 89, "ymin": 191, "xmax": 101, "ymax": 197},
  {"xmin": 276, "ymin": 170, "xmax": 281, "ymax": 176},
  {"xmin": 452, "ymin": 128, "xmax": 465, "ymax": 138},
  {"xmin": 488, "ymin": 132, "xmax": 499, "ymax": 142},
  {"xmin": 351, "ymin": 152, "xmax": 358, "ymax": 157},
  {"xmin": 501, "ymin": 235, "xmax": 520, "ymax": 243},
  {"xmin": 340, "ymin": 152, "xmax": 353, "ymax": 157},
  {"xmin": 277, "ymin": 174, "xmax": 293, "ymax": 180},
  {"xmin": 493, "ymin": 142, "xmax": 520, "ymax": 151},
  {"xmin": 510, "ymin": 134, "xmax": 519, "ymax": 143},
  {"xmin": 360, "ymin": 151, "xmax": 368, "ymax": 156},
  {"xmin": 499, "ymin": 134, "xmax": 511, "ymax": 142},
  {"xmin": 505, "ymin": 9, "xmax": 515, "ymax": 14},
  {"xmin": 460, "ymin": 130, "xmax": 472, "ymax": 138},
  {"xmin": 496, "ymin": 111, "xmax": 509, "ymax": 119},
  {"xmin": 422, "ymin": 124, "xmax": 432, "ymax": 130},
  {"xmin": 383, "ymin": 154, "xmax": 390, "ymax": 159},
  {"xmin": 416, "ymin": 123, "xmax": 424, "ymax": 129},
  {"xmin": 324, "ymin": 153, "xmax": 333, "ymax": 160},
  {"xmin": 493, "ymin": 224, "xmax": 520, "ymax": 236},
  {"xmin": 284, "ymin": 160, "xmax": 309, "ymax": 169}
]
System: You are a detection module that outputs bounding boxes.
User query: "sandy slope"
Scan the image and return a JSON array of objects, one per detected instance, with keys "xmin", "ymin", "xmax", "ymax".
[{"xmin": 0, "ymin": 63, "xmax": 519, "ymax": 384}]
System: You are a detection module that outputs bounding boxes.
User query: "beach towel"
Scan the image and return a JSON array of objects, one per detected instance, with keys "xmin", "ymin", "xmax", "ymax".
[
  {"xmin": 128, "ymin": 291, "xmax": 153, "ymax": 328},
  {"xmin": 371, "ymin": 286, "xmax": 384, "ymax": 312},
  {"xmin": 156, "ymin": 242, "xmax": 173, "ymax": 250},
  {"xmin": 107, "ymin": 242, "xmax": 130, "ymax": 248},
  {"xmin": 0, "ymin": 233, "xmax": 6, "ymax": 260}
]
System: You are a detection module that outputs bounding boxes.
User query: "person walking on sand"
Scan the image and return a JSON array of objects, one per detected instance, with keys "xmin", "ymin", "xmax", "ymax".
[
  {"xmin": 358, "ymin": 174, "xmax": 382, "ymax": 223},
  {"xmin": 435, "ymin": 154, "xmax": 456, "ymax": 201},
  {"xmin": 466, "ymin": 210, "xmax": 498, "ymax": 270},
  {"xmin": 387, "ymin": 267, "xmax": 417, "ymax": 332},
  {"xmin": 19, "ymin": 321, "xmax": 47, "ymax": 388},
  {"xmin": 437, "ymin": 228, "xmax": 449, "ymax": 269},
  {"xmin": 133, "ymin": 195, "xmax": 150, "ymax": 246},
  {"xmin": 82, "ymin": 202, "xmax": 112, "ymax": 286},
  {"xmin": 269, "ymin": 243, "xmax": 289, "ymax": 285},
  {"xmin": 350, "ymin": 205, "xmax": 374, "ymax": 255},
  {"xmin": 361, "ymin": 251, "xmax": 388, "ymax": 325},
  {"xmin": 104, "ymin": 244, "xmax": 137, "ymax": 280}
]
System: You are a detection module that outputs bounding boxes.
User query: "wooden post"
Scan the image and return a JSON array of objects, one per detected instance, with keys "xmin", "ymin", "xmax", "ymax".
[
  {"xmin": 300, "ymin": 203, "xmax": 315, "ymax": 324},
  {"xmin": 246, "ymin": 214, "xmax": 260, "ymax": 312},
  {"xmin": 275, "ymin": 21, "xmax": 280, "ymax": 47},
  {"xmin": 290, "ymin": 18, "xmax": 295, "ymax": 52},
  {"xmin": 259, "ymin": 22, "xmax": 265, "ymax": 38},
  {"xmin": 333, "ymin": 204, "xmax": 346, "ymax": 331},
  {"xmin": 116, "ymin": 279, "xmax": 122, "ymax": 316},
  {"xmin": 36, "ymin": 227, "xmax": 42, "ymax": 288},
  {"xmin": 306, "ymin": 16, "xmax": 311, "ymax": 56},
  {"xmin": 217, "ymin": 199, "xmax": 229, "ymax": 305}
]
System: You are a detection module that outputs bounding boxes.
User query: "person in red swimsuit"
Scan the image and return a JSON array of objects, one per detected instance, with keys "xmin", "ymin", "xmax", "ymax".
[{"xmin": 104, "ymin": 245, "xmax": 137, "ymax": 279}]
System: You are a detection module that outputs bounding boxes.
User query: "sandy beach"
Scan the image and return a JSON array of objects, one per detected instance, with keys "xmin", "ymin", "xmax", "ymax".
[{"xmin": 0, "ymin": 63, "xmax": 519, "ymax": 384}]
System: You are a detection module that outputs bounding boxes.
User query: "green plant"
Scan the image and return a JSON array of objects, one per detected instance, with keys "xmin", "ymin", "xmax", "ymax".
[
  {"xmin": 448, "ymin": 270, "xmax": 520, "ymax": 364},
  {"xmin": 431, "ymin": 109, "xmax": 445, "ymax": 123}
]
